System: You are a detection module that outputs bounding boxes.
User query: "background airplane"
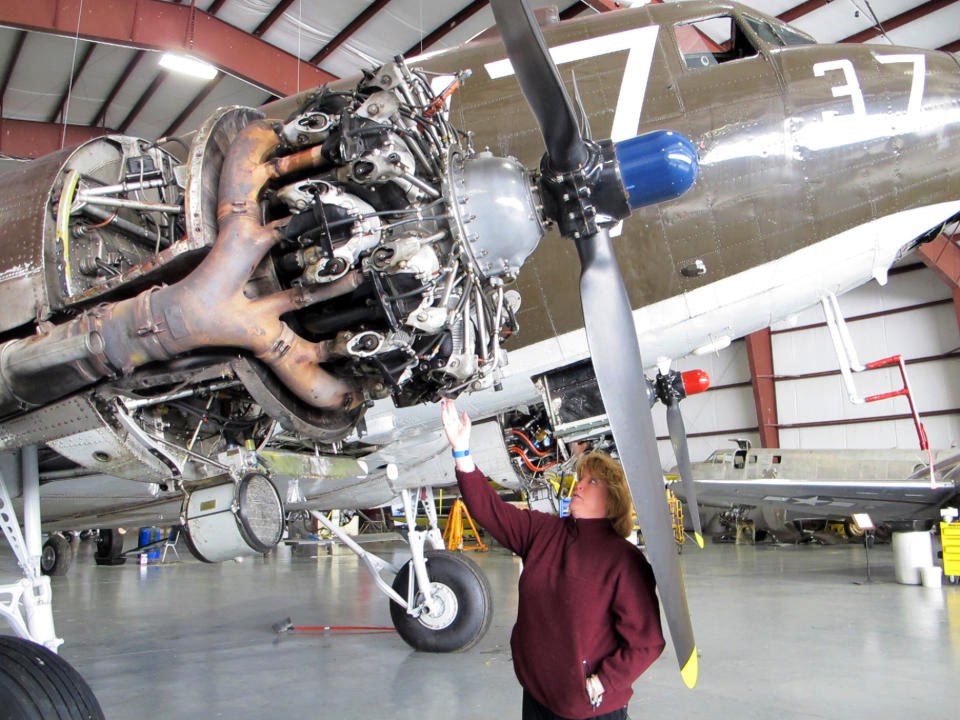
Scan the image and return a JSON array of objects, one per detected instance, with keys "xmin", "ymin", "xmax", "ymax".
[
  {"xmin": 682, "ymin": 443, "xmax": 960, "ymax": 533},
  {"xmin": 2, "ymin": 0, "xmax": 960, "ymax": 713}
]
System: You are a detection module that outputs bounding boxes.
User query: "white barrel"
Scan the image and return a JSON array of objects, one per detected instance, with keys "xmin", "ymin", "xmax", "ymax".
[{"xmin": 892, "ymin": 531, "xmax": 933, "ymax": 585}]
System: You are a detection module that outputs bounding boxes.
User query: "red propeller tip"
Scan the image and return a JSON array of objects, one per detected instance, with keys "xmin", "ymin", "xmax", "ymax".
[{"xmin": 681, "ymin": 369, "xmax": 710, "ymax": 395}]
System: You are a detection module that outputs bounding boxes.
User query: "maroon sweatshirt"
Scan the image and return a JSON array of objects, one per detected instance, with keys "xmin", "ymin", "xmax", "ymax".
[{"xmin": 457, "ymin": 468, "xmax": 665, "ymax": 719}]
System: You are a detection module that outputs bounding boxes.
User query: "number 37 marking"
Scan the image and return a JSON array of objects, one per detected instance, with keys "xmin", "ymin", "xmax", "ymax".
[{"xmin": 812, "ymin": 53, "xmax": 925, "ymax": 121}]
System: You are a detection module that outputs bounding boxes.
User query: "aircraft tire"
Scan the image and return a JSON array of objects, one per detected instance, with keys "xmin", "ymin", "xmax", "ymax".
[
  {"xmin": 41, "ymin": 534, "xmax": 74, "ymax": 576},
  {"xmin": 0, "ymin": 636, "xmax": 105, "ymax": 720},
  {"xmin": 389, "ymin": 550, "xmax": 492, "ymax": 653},
  {"xmin": 94, "ymin": 529, "xmax": 126, "ymax": 566}
]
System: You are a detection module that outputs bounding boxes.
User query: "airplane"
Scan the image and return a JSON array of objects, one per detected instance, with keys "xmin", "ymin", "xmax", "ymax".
[
  {"xmin": 682, "ymin": 442, "xmax": 960, "ymax": 535},
  {"xmin": 2, "ymin": 0, "xmax": 960, "ymax": 713}
]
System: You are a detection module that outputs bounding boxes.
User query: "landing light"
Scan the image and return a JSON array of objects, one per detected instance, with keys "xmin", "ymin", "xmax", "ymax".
[{"xmin": 692, "ymin": 335, "xmax": 731, "ymax": 355}]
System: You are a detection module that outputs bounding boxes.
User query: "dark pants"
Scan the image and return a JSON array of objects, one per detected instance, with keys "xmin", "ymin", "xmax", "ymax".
[{"xmin": 522, "ymin": 690, "xmax": 628, "ymax": 720}]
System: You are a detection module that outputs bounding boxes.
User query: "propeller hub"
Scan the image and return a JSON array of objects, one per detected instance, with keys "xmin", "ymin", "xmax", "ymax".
[
  {"xmin": 538, "ymin": 139, "xmax": 629, "ymax": 239},
  {"xmin": 654, "ymin": 368, "xmax": 711, "ymax": 405}
]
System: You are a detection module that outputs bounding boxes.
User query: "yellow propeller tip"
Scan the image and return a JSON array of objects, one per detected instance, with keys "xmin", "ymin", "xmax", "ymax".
[
  {"xmin": 680, "ymin": 646, "xmax": 698, "ymax": 689},
  {"xmin": 694, "ymin": 532, "xmax": 704, "ymax": 549}
]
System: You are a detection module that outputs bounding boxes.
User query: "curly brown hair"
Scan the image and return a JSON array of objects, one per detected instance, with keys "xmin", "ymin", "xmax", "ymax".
[{"xmin": 575, "ymin": 451, "xmax": 635, "ymax": 537}]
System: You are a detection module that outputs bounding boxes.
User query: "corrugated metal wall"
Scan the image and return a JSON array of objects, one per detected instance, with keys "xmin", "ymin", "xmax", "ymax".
[{"xmin": 652, "ymin": 264, "xmax": 960, "ymax": 470}]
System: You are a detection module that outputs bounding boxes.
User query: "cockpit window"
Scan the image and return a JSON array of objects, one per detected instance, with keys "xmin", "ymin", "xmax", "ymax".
[
  {"xmin": 675, "ymin": 16, "xmax": 758, "ymax": 70},
  {"xmin": 743, "ymin": 14, "xmax": 816, "ymax": 47},
  {"xmin": 742, "ymin": 15, "xmax": 782, "ymax": 46},
  {"xmin": 773, "ymin": 23, "xmax": 816, "ymax": 46}
]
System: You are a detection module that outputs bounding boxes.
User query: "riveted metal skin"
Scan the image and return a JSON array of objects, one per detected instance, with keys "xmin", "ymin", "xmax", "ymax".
[
  {"xmin": 0, "ymin": 149, "xmax": 69, "ymax": 331},
  {"xmin": 407, "ymin": 1, "xmax": 960, "ymax": 346},
  {"xmin": 0, "ymin": 0, "xmax": 959, "ymax": 442}
]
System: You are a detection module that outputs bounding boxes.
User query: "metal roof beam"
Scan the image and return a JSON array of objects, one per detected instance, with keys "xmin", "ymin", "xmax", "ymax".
[
  {"xmin": 0, "ymin": 30, "xmax": 27, "ymax": 115},
  {"xmin": 118, "ymin": 70, "xmax": 168, "ymax": 133},
  {"xmin": 311, "ymin": 0, "xmax": 393, "ymax": 66},
  {"xmin": 91, "ymin": 51, "xmax": 144, "ymax": 128},
  {"xmin": 0, "ymin": 0, "xmax": 336, "ymax": 98},
  {"xmin": 0, "ymin": 117, "xmax": 112, "ymax": 158},
  {"xmin": 841, "ymin": 0, "xmax": 956, "ymax": 43},
  {"xmin": 48, "ymin": 41, "xmax": 96, "ymax": 123},
  {"xmin": 778, "ymin": 1, "xmax": 829, "ymax": 24},
  {"xmin": 403, "ymin": 0, "xmax": 489, "ymax": 58},
  {"xmin": 253, "ymin": 0, "xmax": 297, "ymax": 38},
  {"xmin": 162, "ymin": 75, "xmax": 224, "ymax": 138}
]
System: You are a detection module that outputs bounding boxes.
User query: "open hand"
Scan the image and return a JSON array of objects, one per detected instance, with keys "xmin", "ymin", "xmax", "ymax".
[{"xmin": 440, "ymin": 397, "xmax": 471, "ymax": 452}]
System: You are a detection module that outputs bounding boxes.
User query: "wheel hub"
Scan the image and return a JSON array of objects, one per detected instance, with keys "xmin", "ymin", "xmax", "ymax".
[
  {"xmin": 41, "ymin": 545, "xmax": 56, "ymax": 571},
  {"xmin": 417, "ymin": 582, "xmax": 458, "ymax": 630}
]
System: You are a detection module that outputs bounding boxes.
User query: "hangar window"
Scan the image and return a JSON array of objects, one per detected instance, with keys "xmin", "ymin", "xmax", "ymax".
[{"xmin": 675, "ymin": 16, "xmax": 758, "ymax": 70}]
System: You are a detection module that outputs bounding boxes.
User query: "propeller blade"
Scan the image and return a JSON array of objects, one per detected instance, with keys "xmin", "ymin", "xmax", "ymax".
[
  {"xmin": 570, "ymin": 69, "xmax": 592, "ymax": 142},
  {"xmin": 488, "ymin": 0, "xmax": 588, "ymax": 171},
  {"xmin": 665, "ymin": 401, "xmax": 705, "ymax": 549},
  {"xmin": 576, "ymin": 227, "xmax": 697, "ymax": 688}
]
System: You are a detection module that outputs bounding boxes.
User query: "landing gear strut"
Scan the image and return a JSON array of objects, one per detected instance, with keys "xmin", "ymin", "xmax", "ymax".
[
  {"xmin": 0, "ymin": 446, "xmax": 105, "ymax": 718},
  {"xmin": 310, "ymin": 474, "xmax": 492, "ymax": 653}
]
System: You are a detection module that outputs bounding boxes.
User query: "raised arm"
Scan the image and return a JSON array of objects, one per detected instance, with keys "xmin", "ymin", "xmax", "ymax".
[{"xmin": 440, "ymin": 398, "xmax": 538, "ymax": 555}]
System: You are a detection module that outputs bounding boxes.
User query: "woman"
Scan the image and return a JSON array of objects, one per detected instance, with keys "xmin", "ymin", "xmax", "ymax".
[{"xmin": 440, "ymin": 398, "xmax": 664, "ymax": 720}]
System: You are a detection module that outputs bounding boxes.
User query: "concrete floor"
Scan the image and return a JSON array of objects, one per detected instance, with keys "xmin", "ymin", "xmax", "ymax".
[{"xmin": 2, "ymin": 536, "xmax": 959, "ymax": 719}]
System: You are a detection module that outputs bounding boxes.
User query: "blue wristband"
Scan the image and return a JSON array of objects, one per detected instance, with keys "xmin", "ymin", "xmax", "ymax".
[{"xmin": 452, "ymin": 449, "xmax": 470, "ymax": 458}]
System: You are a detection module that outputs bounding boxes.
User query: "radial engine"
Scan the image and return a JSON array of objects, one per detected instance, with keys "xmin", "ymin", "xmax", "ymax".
[{"xmin": 0, "ymin": 61, "xmax": 542, "ymax": 482}]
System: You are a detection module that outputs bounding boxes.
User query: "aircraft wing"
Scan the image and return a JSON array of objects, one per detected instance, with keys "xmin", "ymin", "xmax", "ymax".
[{"xmin": 684, "ymin": 448, "xmax": 960, "ymax": 525}]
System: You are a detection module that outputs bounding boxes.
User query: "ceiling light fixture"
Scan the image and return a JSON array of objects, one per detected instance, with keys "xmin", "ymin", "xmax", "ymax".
[{"xmin": 158, "ymin": 53, "xmax": 218, "ymax": 80}]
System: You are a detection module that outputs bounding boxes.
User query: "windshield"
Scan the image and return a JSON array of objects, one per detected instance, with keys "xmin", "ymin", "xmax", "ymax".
[{"xmin": 743, "ymin": 14, "xmax": 816, "ymax": 47}]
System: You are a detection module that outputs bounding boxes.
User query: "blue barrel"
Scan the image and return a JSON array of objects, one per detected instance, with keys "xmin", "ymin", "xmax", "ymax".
[
  {"xmin": 148, "ymin": 528, "xmax": 162, "ymax": 560},
  {"xmin": 138, "ymin": 527, "xmax": 162, "ymax": 561},
  {"xmin": 138, "ymin": 527, "xmax": 151, "ymax": 554}
]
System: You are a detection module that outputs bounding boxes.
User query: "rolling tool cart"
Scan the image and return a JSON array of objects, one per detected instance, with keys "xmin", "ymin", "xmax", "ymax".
[{"xmin": 941, "ymin": 521, "xmax": 960, "ymax": 583}]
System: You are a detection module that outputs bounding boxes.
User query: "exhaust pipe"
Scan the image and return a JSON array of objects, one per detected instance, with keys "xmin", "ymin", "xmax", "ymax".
[{"xmin": 0, "ymin": 120, "xmax": 364, "ymax": 419}]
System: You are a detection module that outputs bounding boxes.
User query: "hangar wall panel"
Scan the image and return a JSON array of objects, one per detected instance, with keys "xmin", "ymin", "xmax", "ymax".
[
  {"xmin": 769, "ymin": 267, "xmax": 959, "ymax": 451},
  {"xmin": 660, "ymin": 266, "xmax": 959, "ymax": 465}
]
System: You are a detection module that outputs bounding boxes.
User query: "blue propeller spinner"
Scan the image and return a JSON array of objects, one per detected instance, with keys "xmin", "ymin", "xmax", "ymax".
[{"xmin": 614, "ymin": 130, "xmax": 699, "ymax": 209}]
